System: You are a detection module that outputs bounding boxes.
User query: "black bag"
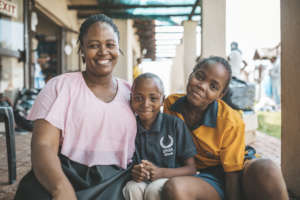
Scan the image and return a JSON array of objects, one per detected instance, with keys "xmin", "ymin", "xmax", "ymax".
[{"xmin": 222, "ymin": 77, "xmax": 255, "ymax": 111}]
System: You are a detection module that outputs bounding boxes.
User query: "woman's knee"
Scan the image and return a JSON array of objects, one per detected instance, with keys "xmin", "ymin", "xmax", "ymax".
[{"xmin": 15, "ymin": 171, "xmax": 51, "ymax": 200}]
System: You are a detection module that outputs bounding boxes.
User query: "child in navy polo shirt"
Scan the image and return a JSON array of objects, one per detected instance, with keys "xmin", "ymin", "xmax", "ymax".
[{"xmin": 123, "ymin": 73, "xmax": 197, "ymax": 200}]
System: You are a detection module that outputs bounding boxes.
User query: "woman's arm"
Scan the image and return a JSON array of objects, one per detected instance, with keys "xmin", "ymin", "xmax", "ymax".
[
  {"xmin": 225, "ymin": 171, "xmax": 242, "ymax": 200},
  {"xmin": 142, "ymin": 157, "xmax": 196, "ymax": 181},
  {"xmin": 31, "ymin": 119, "xmax": 77, "ymax": 200}
]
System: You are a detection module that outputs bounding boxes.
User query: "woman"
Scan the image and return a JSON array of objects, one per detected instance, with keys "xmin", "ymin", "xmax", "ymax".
[
  {"xmin": 162, "ymin": 56, "xmax": 289, "ymax": 200},
  {"xmin": 15, "ymin": 14, "xmax": 137, "ymax": 200}
]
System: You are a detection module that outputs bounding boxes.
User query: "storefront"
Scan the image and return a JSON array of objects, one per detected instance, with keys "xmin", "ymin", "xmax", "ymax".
[{"xmin": 0, "ymin": 0, "xmax": 80, "ymax": 100}]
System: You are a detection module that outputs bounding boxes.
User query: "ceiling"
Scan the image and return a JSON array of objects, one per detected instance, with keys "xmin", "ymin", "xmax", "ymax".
[{"xmin": 67, "ymin": 0, "xmax": 202, "ymax": 59}]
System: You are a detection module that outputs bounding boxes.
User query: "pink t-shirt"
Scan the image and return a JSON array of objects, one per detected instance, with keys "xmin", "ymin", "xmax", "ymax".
[{"xmin": 28, "ymin": 72, "xmax": 137, "ymax": 169}]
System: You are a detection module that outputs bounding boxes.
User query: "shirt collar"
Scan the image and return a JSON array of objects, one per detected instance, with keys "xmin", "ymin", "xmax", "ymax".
[
  {"xmin": 137, "ymin": 112, "xmax": 163, "ymax": 133},
  {"xmin": 170, "ymin": 96, "xmax": 218, "ymax": 128}
]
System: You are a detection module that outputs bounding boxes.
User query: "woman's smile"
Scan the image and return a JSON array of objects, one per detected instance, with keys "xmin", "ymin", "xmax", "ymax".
[{"xmin": 95, "ymin": 59, "xmax": 111, "ymax": 65}]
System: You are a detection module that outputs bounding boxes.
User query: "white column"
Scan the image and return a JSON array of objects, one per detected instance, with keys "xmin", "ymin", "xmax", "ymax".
[
  {"xmin": 113, "ymin": 19, "xmax": 133, "ymax": 82},
  {"xmin": 170, "ymin": 44, "xmax": 185, "ymax": 94},
  {"xmin": 183, "ymin": 20, "xmax": 198, "ymax": 85},
  {"xmin": 201, "ymin": 0, "xmax": 226, "ymax": 58},
  {"xmin": 281, "ymin": 0, "xmax": 300, "ymax": 196}
]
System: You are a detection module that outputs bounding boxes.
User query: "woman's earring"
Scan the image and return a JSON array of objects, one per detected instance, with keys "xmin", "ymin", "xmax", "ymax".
[{"xmin": 82, "ymin": 55, "xmax": 85, "ymax": 63}]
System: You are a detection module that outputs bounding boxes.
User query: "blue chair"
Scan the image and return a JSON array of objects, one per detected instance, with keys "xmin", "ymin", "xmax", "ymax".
[{"xmin": 0, "ymin": 106, "xmax": 16, "ymax": 184}]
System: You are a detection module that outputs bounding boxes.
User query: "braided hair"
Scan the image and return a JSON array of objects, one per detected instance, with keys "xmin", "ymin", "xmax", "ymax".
[{"xmin": 193, "ymin": 56, "xmax": 232, "ymax": 94}]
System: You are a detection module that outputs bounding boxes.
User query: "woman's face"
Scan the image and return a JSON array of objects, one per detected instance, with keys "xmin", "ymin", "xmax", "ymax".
[
  {"xmin": 81, "ymin": 22, "xmax": 119, "ymax": 77},
  {"xmin": 186, "ymin": 62, "xmax": 229, "ymax": 109}
]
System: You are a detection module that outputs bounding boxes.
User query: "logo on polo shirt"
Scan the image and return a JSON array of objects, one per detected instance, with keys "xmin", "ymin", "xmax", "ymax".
[{"xmin": 160, "ymin": 135, "xmax": 174, "ymax": 157}]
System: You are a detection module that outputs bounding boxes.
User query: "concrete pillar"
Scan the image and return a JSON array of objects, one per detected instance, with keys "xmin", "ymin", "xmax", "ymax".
[
  {"xmin": 183, "ymin": 20, "xmax": 198, "ymax": 85},
  {"xmin": 113, "ymin": 19, "xmax": 133, "ymax": 83},
  {"xmin": 201, "ymin": 0, "xmax": 226, "ymax": 58},
  {"xmin": 281, "ymin": 0, "xmax": 300, "ymax": 197},
  {"xmin": 170, "ymin": 44, "xmax": 185, "ymax": 93}
]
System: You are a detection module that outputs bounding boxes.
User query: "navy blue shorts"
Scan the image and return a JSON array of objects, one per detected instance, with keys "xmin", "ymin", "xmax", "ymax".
[{"xmin": 194, "ymin": 166, "xmax": 225, "ymax": 200}]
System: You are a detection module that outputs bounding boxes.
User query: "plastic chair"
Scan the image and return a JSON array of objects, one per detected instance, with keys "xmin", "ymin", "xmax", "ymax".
[{"xmin": 0, "ymin": 106, "xmax": 16, "ymax": 184}]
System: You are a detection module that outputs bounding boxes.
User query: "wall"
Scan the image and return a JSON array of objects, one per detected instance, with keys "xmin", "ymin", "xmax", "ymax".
[
  {"xmin": 35, "ymin": 0, "xmax": 78, "ymax": 32},
  {"xmin": 65, "ymin": 31, "xmax": 80, "ymax": 72}
]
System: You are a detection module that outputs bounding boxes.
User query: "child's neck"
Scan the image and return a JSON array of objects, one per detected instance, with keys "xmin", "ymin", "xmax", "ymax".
[
  {"xmin": 140, "ymin": 119, "xmax": 154, "ymax": 130},
  {"xmin": 140, "ymin": 115, "xmax": 158, "ymax": 131}
]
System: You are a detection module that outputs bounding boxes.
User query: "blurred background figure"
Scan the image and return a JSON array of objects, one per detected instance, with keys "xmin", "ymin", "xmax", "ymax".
[
  {"xmin": 228, "ymin": 42, "xmax": 248, "ymax": 80},
  {"xmin": 133, "ymin": 57, "xmax": 142, "ymax": 79},
  {"xmin": 269, "ymin": 56, "xmax": 281, "ymax": 108},
  {"xmin": 0, "ymin": 92, "xmax": 13, "ymax": 107}
]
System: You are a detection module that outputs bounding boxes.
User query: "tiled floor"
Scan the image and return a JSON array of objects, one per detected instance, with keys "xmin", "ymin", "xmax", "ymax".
[{"xmin": 0, "ymin": 131, "xmax": 284, "ymax": 200}]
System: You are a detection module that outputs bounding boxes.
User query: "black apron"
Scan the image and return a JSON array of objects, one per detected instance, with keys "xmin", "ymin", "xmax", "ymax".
[{"xmin": 15, "ymin": 154, "xmax": 132, "ymax": 200}]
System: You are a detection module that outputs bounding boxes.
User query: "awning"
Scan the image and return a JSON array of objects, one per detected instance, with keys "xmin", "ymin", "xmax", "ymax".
[{"xmin": 69, "ymin": 0, "xmax": 201, "ymax": 25}]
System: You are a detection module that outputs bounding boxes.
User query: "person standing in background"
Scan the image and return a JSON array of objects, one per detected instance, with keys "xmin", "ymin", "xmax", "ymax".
[
  {"xmin": 228, "ymin": 42, "xmax": 247, "ymax": 79},
  {"xmin": 269, "ymin": 56, "xmax": 281, "ymax": 108},
  {"xmin": 133, "ymin": 58, "xmax": 143, "ymax": 79}
]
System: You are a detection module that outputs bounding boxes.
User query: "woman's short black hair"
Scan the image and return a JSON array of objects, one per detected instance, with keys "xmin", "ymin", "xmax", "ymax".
[
  {"xmin": 77, "ymin": 14, "xmax": 120, "ymax": 61},
  {"xmin": 193, "ymin": 56, "xmax": 232, "ymax": 94}
]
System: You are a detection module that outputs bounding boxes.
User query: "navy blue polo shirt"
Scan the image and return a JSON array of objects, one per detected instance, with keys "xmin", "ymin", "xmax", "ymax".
[{"xmin": 135, "ymin": 112, "xmax": 197, "ymax": 168}]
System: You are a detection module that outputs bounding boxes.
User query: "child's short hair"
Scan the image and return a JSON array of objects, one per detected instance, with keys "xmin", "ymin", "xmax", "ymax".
[{"xmin": 133, "ymin": 72, "xmax": 164, "ymax": 95}]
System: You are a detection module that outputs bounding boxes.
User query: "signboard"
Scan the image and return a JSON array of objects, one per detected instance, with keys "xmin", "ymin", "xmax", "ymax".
[{"xmin": 0, "ymin": 0, "xmax": 17, "ymax": 18}]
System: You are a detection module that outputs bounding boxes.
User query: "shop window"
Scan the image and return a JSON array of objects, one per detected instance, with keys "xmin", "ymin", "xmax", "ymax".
[{"xmin": 0, "ymin": 0, "xmax": 24, "ymax": 55}]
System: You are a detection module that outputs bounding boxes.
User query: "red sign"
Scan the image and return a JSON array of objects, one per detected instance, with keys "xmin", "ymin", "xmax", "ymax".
[{"xmin": 0, "ymin": 0, "xmax": 17, "ymax": 18}]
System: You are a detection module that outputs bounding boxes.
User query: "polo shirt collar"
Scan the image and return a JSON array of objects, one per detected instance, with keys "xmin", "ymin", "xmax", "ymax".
[
  {"xmin": 170, "ymin": 96, "xmax": 218, "ymax": 128},
  {"xmin": 137, "ymin": 112, "xmax": 163, "ymax": 133}
]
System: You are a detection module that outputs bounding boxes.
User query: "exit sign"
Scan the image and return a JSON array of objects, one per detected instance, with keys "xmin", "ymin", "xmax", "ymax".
[{"xmin": 0, "ymin": 0, "xmax": 17, "ymax": 18}]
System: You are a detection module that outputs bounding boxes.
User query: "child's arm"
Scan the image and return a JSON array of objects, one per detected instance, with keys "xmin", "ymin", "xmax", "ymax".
[
  {"xmin": 141, "ymin": 158, "xmax": 196, "ymax": 181},
  {"xmin": 131, "ymin": 163, "xmax": 150, "ymax": 182}
]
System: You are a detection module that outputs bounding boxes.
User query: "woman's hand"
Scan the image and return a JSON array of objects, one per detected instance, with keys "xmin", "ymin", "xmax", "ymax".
[
  {"xmin": 131, "ymin": 163, "xmax": 150, "ymax": 182},
  {"xmin": 141, "ymin": 160, "xmax": 164, "ymax": 181}
]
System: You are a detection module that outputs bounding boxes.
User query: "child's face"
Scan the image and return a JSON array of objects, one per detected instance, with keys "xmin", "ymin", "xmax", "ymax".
[
  {"xmin": 187, "ymin": 62, "xmax": 229, "ymax": 109},
  {"xmin": 131, "ymin": 78, "xmax": 163, "ymax": 125},
  {"xmin": 82, "ymin": 22, "xmax": 119, "ymax": 77}
]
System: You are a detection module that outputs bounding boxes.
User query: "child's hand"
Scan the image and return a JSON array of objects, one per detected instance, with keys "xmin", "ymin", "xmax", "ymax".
[
  {"xmin": 141, "ymin": 160, "xmax": 164, "ymax": 181},
  {"xmin": 131, "ymin": 163, "xmax": 150, "ymax": 182}
]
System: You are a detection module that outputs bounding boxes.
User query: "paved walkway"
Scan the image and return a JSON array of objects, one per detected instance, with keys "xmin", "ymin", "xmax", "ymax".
[{"xmin": 0, "ymin": 131, "xmax": 282, "ymax": 200}]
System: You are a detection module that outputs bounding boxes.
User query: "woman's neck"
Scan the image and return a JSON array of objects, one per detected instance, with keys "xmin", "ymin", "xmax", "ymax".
[{"xmin": 83, "ymin": 71, "xmax": 113, "ymax": 87}]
